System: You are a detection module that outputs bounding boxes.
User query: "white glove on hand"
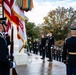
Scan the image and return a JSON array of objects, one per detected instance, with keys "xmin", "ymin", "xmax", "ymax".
[
  {"xmin": 12, "ymin": 62, "xmax": 16, "ymax": 68},
  {"xmin": 51, "ymin": 46, "xmax": 53, "ymax": 49}
]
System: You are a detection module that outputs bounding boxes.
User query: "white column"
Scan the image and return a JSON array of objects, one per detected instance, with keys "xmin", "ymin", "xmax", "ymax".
[{"xmin": 13, "ymin": 24, "xmax": 28, "ymax": 65}]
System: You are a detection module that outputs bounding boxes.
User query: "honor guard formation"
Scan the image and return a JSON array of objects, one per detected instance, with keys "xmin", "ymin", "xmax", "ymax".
[{"xmin": 27, "ymin": 32, "xmax": 63, "ymax": 62}]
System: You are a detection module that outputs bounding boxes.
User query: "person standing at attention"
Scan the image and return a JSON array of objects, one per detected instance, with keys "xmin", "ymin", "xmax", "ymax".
[
  {"xmin": 62, "ymin": 26, "xmax": 76, "ymax": 75},
  {"xmin": 40, "ymin": 34, "xmax": 47, "ymax": 62},
  {"xmin": 47, "ymin": 32, "xmax": 54, "ymax": 62},
  {"xmin": 0, "ymin": 19, "xmax": 10, "ymax": 75}
]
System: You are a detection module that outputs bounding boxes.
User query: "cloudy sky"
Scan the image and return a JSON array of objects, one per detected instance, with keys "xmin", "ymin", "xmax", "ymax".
[{"xmin": 25, "ymin": 0, "xmax": 76, "ymax": 25}]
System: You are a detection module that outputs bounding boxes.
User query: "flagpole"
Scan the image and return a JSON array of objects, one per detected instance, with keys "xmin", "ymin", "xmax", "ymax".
[
  {"xmin": 10, "ymin": 25, "xmax": 18, "ymax": 75},
  {"xmin": 2, "ymin": 0, "xmax": 4, "ymax": 18}
]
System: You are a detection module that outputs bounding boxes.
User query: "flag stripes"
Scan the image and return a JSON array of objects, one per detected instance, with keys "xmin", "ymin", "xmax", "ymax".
[{"xmin": 3, "ymin": 0, "xmax": 28, "ymax": 52}]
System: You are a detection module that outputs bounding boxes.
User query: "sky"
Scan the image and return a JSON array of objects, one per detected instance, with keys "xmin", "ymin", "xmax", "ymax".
[{"xmin": 24, "ymin": 0, "xmax": 76, "ymax": 26}]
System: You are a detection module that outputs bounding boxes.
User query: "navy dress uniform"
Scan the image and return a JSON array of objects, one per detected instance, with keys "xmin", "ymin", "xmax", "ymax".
[
  {"xmin": 39, "ymin": 43, "xmax": 42, "ymax": 56},
  {"xmin": 33, "ymin": 40, "xmax": 39, "ymax": 54},
  {"xmin": 62, "ymin": 26, "xmax": 76, "ymax": 75}
]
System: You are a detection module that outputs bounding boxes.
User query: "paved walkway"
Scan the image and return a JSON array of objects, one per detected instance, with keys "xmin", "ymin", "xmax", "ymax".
[{"xmin": 15, "ymin": 54, "xmax": 66, "ymax": 75}]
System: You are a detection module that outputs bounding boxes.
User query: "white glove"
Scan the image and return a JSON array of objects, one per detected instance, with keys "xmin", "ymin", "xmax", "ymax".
[
  {"xmin": 12, "ymin": 62, "xmax": 16, "ymax": 68},
  {"xmin": 51, "ymin": 47, "xmax": 53, "ymax": 49}
]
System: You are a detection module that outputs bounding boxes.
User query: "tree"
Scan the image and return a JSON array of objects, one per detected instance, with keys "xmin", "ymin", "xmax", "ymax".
[
  {"xmin": 41, "ymin": 7, "xmax": 75, "ymax": 41},
  {"xmin": 26, "ymin": 21, "xmax": 40, "ymax": 40}
]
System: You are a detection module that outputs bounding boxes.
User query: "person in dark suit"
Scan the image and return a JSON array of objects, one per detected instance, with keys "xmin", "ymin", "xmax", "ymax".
[
  {"xmin": 0, "ymin": 20, "xmax": 10, "ymax": 75},
  {"xmin": 62, "ymin": 26, "xmax": 76, "ymax": 75},
  {"xmin": 47, "ymin": 32, "xmax": 54, "ymax": 62},
  {"xmin": 40, "ymin": 34, "xmax": 47, "ymax": 61}
]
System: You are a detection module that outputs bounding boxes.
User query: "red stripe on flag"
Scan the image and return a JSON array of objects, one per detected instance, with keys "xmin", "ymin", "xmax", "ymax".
[
  {"xmin": 19, "ymin": 20, "xmax": 24, "ymax": 32},
  {"xmin": 0, "ymin": 0, "xmax": 2, "ymax": 5},
  {"xmin": 11, "ymin": 13, "xmax": 19, "ymax": 26},
  {"xmin": 4, "ymin": 0, "xmax": 14, "ymax": 8},
  {"xmin": 4, "ymin": 7, "xmax": 11, "ymax": 18},
  {"xmin": 4, "ymin": 0, "xmax": 14, "ymax": 21},
  {"xmin": 6, "ymin": 20, "xmax": 11, "ymax": 32}
]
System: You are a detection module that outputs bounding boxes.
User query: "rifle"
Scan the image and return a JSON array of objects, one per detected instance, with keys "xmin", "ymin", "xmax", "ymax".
[{"xmin": 10, "ymin": 26, "xmax": 18, "ymax": 75}]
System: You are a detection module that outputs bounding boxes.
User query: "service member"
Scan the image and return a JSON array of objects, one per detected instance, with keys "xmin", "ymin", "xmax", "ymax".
[
  {"xmin": 40, "ymin": 34, "xmax": 47, "ymax": 61},
  {"xmin": 62, "ymin": 26, "xmax": 76, "ymax": 75},
  {"xmin": 33, "ymin": 39, "xmax": 39, "ymax": 54},
  {"xmin": 0, "ymin": 19, "xmax": 10, "ymax": 75},
  {"xmin": 47, "ymin": 32, "xmax": 54, "ymax": 62}
]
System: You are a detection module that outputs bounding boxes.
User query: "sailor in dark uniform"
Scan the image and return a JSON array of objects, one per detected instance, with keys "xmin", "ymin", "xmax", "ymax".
[
  {"xmin": 33, "ymin": 39, "xmax": 39, "ymax": 54},
  {"xmin": 0, "ymin": 18, "xmax": 10, "ymax": 75},
  {"xmin": 62, "ymin": 26, "xmax": 76, "ymax": 75}
]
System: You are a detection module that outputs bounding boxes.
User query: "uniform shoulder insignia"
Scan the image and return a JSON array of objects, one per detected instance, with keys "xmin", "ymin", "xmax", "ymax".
[{"xmin": 64, "ymin": 37, "xmax": 70, "ymax": 44}]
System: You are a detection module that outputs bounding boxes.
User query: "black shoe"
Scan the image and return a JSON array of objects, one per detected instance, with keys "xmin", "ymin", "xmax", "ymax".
[
  {"xmin": 43, "ymin": 60, "xmax": 45, "ymax": 63},
  {"xmin": 41, "ymin": 58, "xmax": 44, "ymax": 60},
  {"xmin": 47, "ymin": 60, "xmax": 52, "ymax": 62}
]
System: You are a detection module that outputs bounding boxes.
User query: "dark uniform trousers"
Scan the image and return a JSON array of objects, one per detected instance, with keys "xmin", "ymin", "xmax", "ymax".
[
  {"xmin": 62, "ymin": 37, "xmax": 76, "ymax": 75},
  {"xmin": 67, "ymin": 64, "xmax": 76, "ymax": 75},
  {"xmin": 47, "ymin": 36, "xmax": 54, "ymax": 61},
  {"xmin": 42, "ymin": 47, "xmax": 45, "ymax": 59},
  {"xmin": 48, "ymin": 47, "xmax": 52, "ymax": 61},
  {"xmin": 33, "ymin": 41, "xmax": 39, "ymax": 54}
]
